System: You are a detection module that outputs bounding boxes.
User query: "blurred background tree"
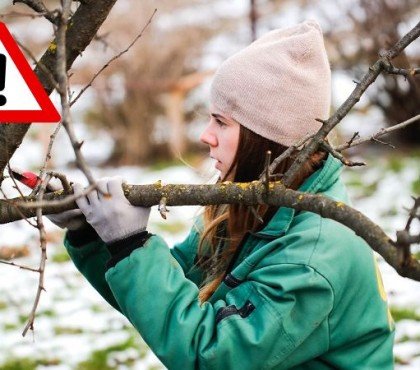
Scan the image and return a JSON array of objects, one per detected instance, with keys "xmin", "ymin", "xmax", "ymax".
[
  {"xmin": 81, "ymin": 0, "xmax": 231, "ymax": 166},
  {"xmin": 4, "ymin": 0, "xmax": 418, "ymax": 165},
  {"xmin": 260, "ymin": 0, "xmax": 420, "ymax": 145},
  {"xmin": 320, "ymin": 0, "xmax": 420, "ymax": 146}
]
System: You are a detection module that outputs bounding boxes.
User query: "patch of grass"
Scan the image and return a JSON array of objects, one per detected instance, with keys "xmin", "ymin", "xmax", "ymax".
[
  {"xmin": 379, "ymin": 206, "xmax": 398, "ymax": 217},
  {"xmin": 411, "ymin": 177, "xmax": 420, "ymax": 195},
  {"xmin": 363, "ymin": 180, "xmax": 379, "ymax": 197},
  {"xmin": 396, "ymin": 334, "xmax": 420, "ymax": 343},
  {"xmin": 345, "ymin": 177, "xmax": 364, "ymax": 189},
  {"xmin": 153, "ymin": 220, "xmax": 188, "ymax": 235},
  {"xmin": 51, "ymin": 250, "xmax": 71, "ymax": 263},
  {"xmin": 54, "ymin": 326, "xmax": 84, "ymax": 335},
  {"xmin": 3, "ymin": 322, "xmax": 19, "ymax": 331},
  {"xmin": 39, "ymin": 309, "xmax": 55, "ymax": 318},
  {"xmin": 90, "ymin": 304, "xmax": 105, "ymax": 313},
  {"xmin": 387, "ymin": 157, "xmax": 404, "ymax": 173},
  {"xmin": 390, "ymin": 307, "xmax": 420, "ymax": 322},
  {"xmin": 76, "ymin": 336, "xmax": 139, "ymax": 370},
  {"xmin": 148, "ymin": 365, "xmax": 164, "ymax": 370},
  {"xmin": 394, "ymin": 355, "xmax": 410, "ymax": 365},
  {"xmin": 0, "ymin": 300, "xmax": 7, "ymax": 310},
  {"xmin": 1, "ymin": 357, "xmax": 61, "ymax": 368},
  {"xmin": 0, "ymin": 358, "xmax": 37, "ymax": 370}
]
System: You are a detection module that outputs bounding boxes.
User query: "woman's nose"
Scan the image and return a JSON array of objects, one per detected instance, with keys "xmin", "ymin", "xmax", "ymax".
[{"xmin": 199, "ymin": 123, "xmax": 217, "ymax": 147}]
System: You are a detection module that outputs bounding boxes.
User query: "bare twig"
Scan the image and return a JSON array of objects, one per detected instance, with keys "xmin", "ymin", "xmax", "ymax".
[
  {"xmin": 56, "ymin": 0, "xmax": 96, "ymax": 186},
  {"xmin": 0, "ymin": 259, "xmax": 39, "ymax": 272},
  {"xmin": 36, "ymin": 123, "xmax": 63, "ymax": 190},
  {"xmin": 12, "ymin": 0, "xmax": 60, "ymax": 25},
  {"xmin": 158, "ymin": 197, "xmax": 169, "ymax": 220},
  {"xmin": 283, "ymin": 21, "xmax": 420, "ymax": 187},
  {"xmin": 70, "ymin": 8, "xmax": 157, "ymax": 107},
  {"xmin": 3, "ymin": 183, "xmax": 95, "ymax": 211},
  {"xmin": 405, "ymin": 197, "xmax": 420, "ymax": 231},
  {"xmin": 15, "ymin": 40, "xmax": 59, "ymax": 91},
  {"xmin": 0, "ymin": 10, "xmax": 49, "ymax": 19},
  {"xmin": 346, "ymin": 132, "xmax": 360, "ymax": 147},
  {"xmin": 320, "ymin": 142, "xmax": 365, "ymax": 167},
  {"xmin": 335, "ymin": 114, "xmax": 420, "ymax": 151},
  {"xmin": 48, "ymin": 171, "xmax": 72, "ymax": 193},
  {"xmin": 259, "ymin": 133, "xmax": 315, "ymax": 180},
  {"xmin": 22, "ymin": 172, "xmax": 51, "ymax": 337},
  {"xmin": 383, "ymin": 64, "xmax": 420, "ymax": 78}
]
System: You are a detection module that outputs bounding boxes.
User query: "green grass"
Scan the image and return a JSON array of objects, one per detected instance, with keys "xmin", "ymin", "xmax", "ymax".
[
  {"xmin": 3, "ymin": 322, "xmax": 19, "ymax": 331},
  {"xmin": 0, "ymin": 358, "xmax": 38, "ymax": 370},
  {"xmin": 51, "ymin": 250, "xmax": 71, "ymax": 263},
  {"xmin": 387, "ymin": 157, "xmax": 405, "ymax": 173},
  {"xmin": 54, "ymin": 326, "xmax": 84, "ymax": 335},
  {"xmin": 390, "ymin": 306, "xmax": 420, "ymax": 322},
  {"xmin": 412, "ymin": 177, "xmax": 420, "ymax": 195},
  {"xmin": 396, "ymin": 334, "xmax": 420, "ymax": 343},
  {"xmin": 0, "ymin": 357, "xmax": 60, "ymax": 370},
  {"xmin": 152, "ymin": 220, "xmax": 188, "ymax": 235},
  {"xmin": 76, "ymin": 336, "xmax": 141, "ymax": 370}
]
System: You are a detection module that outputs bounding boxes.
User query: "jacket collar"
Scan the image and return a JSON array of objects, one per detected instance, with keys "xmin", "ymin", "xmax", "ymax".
[{"xmin": 252, "ymin": 154, "xmax": 343, "ymax": 239}]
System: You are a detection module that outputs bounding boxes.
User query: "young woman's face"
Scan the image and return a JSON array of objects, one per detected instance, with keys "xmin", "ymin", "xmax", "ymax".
[{"xmin": 200, "ymin": 113, "xmax": 240, "ymax": 179}]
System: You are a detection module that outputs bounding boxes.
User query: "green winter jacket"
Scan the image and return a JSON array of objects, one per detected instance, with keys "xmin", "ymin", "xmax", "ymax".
[{"xmin": 64, "ymin": 155, "xmax": 394, "ymax": 369}]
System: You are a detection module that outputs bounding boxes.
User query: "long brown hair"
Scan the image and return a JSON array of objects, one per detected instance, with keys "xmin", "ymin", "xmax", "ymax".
[{"xmin": 197, "ymin": 125, "xmax": 326, "ymax": 302}]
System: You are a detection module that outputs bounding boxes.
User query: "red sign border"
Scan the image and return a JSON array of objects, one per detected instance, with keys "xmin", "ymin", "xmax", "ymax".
[{"xmin": 0, "ymin": 22, "xmax": 61, "ymax": 123}]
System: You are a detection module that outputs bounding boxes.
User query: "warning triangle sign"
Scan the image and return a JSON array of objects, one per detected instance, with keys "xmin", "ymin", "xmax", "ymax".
[{"xmin": 0, "ymin": 22, "xmax": 61, "ymax": 123}]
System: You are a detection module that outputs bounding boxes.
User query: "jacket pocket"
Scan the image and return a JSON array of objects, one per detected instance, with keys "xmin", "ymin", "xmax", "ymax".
[{"xmin": 215, "ymin": 300, "xmax": 255, "ymax": 324}]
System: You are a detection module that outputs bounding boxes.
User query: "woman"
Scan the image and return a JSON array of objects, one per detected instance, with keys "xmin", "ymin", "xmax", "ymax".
[{"xmin": 52, "ymin": 20, "xmax": 394, "ymax": 369}]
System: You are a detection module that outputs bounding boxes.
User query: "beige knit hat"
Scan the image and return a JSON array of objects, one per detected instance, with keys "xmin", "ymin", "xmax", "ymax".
[{"xmin": 210, "ymin": 20, "xmax": 331, "ymax": 147}]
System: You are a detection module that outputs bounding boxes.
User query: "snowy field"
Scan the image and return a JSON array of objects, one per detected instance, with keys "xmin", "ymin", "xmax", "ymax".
[{"xmin": 0, "ymin": 139, "xmax": 419, "ymax": 369}]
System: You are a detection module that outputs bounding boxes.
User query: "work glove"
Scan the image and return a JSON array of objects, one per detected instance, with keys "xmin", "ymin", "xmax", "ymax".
[
  {"xmin": 46, "ymin": 182, "xmax": 87, "ymax": 231},
  {"xmin": 74, "ymin": 176, "xmax": 151, "ymax": 243}
]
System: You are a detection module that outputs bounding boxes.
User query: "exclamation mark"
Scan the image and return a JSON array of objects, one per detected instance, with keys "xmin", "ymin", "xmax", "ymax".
[{"xmin": 0, "ymin": 54, "xmax": 6, "ymax": 106}]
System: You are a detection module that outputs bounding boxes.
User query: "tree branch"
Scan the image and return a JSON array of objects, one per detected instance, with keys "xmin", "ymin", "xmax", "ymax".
[
  {"xmin": 13, "ymin": 0, "xmax": 60, "ymax": 25},
  {"xmin": 0, "ymin": 181, "xmax": 419, "ymax": 280},
  {"xmin": 282, "ymin": 21, "xmax": 420, "ymax": 187}
]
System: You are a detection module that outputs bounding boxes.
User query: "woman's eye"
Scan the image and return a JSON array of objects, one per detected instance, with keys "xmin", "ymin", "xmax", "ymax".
[{"xmin": 215, "ymin": 119, "xmax": 226, "ymax": 127}]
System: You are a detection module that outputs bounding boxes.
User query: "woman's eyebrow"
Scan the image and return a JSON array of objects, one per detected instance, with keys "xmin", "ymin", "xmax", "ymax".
[{"xmin": 211, "ymin": 113, "xmax": 228, "ymax": 121}]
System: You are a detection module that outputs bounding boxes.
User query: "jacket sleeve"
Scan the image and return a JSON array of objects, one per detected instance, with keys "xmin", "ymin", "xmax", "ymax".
[
  {"xmin": 105, "ymin": 235, "xmax": 334, "ymax": 370},
  {"xmin": 63, "ymin": 221, "xmax": 203, "ymax": 313},
  {"xmin": 169, "ymin": 223, "xmax": 204, "ymax": 287},
  {"xmin": 64, "ymin": 232, "xmax": 121, "ymax": 312}
]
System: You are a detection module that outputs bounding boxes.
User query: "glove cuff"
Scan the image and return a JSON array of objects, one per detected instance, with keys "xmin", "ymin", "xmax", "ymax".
[
  {"xmin": 106, "ymin": 230, "xmax": 153, "ymax": 269},
  {"xmin": 66, "ymin": 223, "xmax": 100, "ymax": 248}
]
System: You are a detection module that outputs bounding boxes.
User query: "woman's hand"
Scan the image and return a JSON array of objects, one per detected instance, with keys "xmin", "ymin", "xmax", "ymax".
[
  {"xmin": 74, "ymin": 177, "xmax": 151, "ymax": 243},
  {"xmin": 46, "ymin": 182, "xmax": 87, "ymax": 231}
]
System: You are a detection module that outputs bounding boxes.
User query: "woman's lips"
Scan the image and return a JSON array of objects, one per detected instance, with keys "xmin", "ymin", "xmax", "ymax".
[{"xmin": 211, "ymin": 157, "xmax": 222, "ymax": 171}]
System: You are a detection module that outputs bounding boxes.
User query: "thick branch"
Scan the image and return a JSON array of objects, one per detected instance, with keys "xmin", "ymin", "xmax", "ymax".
[
  {"xmin": 1, "ymin": 182, "xmax": 419, "ymax": 280},
  {"xmin": 0, "ymin": 0, "xmax": 118, "ymax": 180}
]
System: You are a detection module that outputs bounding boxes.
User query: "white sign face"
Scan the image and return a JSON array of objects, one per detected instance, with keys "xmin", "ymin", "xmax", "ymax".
[{"xmin": 0, "ymin": 41, "xmax": 41, "ymax": 111}]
